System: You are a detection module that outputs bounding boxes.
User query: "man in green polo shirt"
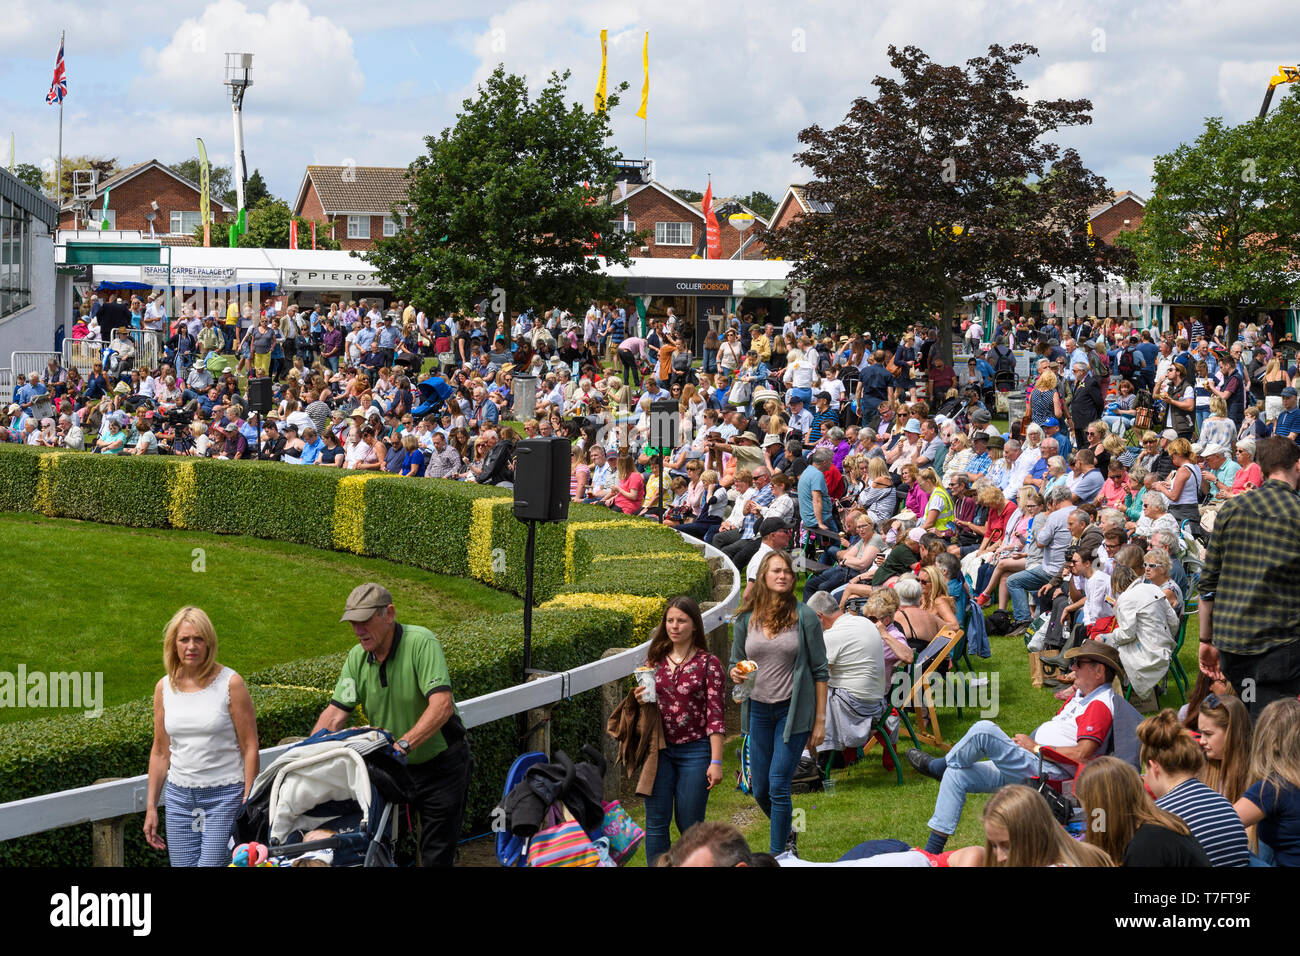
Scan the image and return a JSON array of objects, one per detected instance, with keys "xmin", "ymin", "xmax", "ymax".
[{"xmin": 312, "ymin": 582, "xmax": 473, "ymax": 866}]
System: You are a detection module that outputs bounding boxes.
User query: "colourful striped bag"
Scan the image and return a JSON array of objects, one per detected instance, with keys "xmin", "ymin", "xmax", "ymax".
[{"xmin": 526, "ymin": 805, "xmax": 601, "ymax": 868}]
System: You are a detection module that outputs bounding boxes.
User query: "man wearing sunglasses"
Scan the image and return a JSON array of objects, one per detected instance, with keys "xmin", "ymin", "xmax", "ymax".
[{"xmin": 908, "ymin": 641, "xmax": 1122, "ymax": 854}]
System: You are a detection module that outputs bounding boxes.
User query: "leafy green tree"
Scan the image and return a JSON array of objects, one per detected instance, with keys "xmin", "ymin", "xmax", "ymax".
[
  {"xmin": 14, "ymin": 163, "xmax": 44, "ymax": 192},
  {"xmin": 1118, "ymin": 95, "xmax": 1300, "ymax": 341},
  {"xmin": 243, "ymin": 169, "xmax": 272, "ymax": 208},
  {"xmin": 44, "ymin": 155, "xmax": 118, "ymax": 204},
  {"xmin": 171, "ymin": 156, "xmax": 236, "ymax": 207},
  {"xmin": 740, "ymin": 190, "xmax": 777, "ymax": 220},
  {"xmin": 234, "ymin": 199, "xmax": 339, "ymax": 250},
  {"xmin": 768, "ymin": 43, "xmax": 1128, "ymax": 362},
  {"xmin": 672, "ymin": 188, "xmax": 703, "ymax": 203},
  {"xmin": 366, "ymin": 66, "xmax": 638, "ymax": 313}
]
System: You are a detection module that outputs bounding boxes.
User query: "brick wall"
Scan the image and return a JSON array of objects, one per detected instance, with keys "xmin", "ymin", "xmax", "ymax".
[
  {"xmin": 770, "ymin": 194, "xmax": 805, "ymax": 232},
  {"xmin": 621, "ymin": 188, "xmax": 767, "ymax": 259},
  {"xmin": 56, "ymin": 167, "xmax": 228, "ymax": 235},
  {"xmin": 1090, "ymin": 196, "xmax": 1145, "ymax": 246}
]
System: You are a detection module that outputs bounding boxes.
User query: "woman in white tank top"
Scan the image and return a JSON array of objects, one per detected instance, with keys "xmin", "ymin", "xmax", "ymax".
[{"xmin": 144, "ymin": 607, "xmax": 258, "ymax": 867}]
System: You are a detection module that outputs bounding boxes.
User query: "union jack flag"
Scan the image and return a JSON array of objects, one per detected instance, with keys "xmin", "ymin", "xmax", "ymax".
[{"xmin": 46, "ymin": 39, "xmax": 67, "ymax": 105}]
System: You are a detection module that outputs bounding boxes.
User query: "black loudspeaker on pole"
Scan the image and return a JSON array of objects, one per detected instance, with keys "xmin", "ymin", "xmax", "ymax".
[{"xmin": 513, "ymin": 438, "xmax": 572, "ymax": 677}]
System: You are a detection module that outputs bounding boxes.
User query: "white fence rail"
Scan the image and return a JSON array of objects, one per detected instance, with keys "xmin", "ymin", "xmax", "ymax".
[
  {"xmin": 10, "ymin": 351, "xmax": 61, "ymax": 387},
  {"xmin": 0, "ymin": 534, "xmax": 740, "ymax": 843},
  {"xmin": 0, "ymin": 368, "xmax": 11, "ymax": 405}
]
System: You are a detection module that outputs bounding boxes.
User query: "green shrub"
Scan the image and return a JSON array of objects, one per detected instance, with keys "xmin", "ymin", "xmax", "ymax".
[
  {"xmin": 0, "ymin": 444, "xmax": 41, "ymax": 513},
  {"xmin": 0, "ymin": 446, "xmax": 717, "ymax": 864}
]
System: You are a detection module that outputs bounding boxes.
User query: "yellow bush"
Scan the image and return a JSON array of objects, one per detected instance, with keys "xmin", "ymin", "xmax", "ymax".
[
  {"xmin": 34, "ymin": 453, "xmax": 61, "ymax": 516},
  {"xmin": 468, "ymin": 497, "xmax": 509, "ymax": 584},
  {"xmin": 542, "ymin": 592, "xmax": 665, "ymax": 643},
  {"xmin": 332, "ymin": 474, "xmax": 382, "ymax": 554},
  {"xmin": 167, "ymin": 460, "xmax": 197, "ymax": 529}
]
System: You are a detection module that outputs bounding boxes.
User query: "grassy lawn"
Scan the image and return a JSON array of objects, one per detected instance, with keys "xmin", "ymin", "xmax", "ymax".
[
  {"xmin": 625, "ymin": 619, "xmax": 1201, "ymax": 865},
  {"xmin": 0, "ymin": 513, "xmax": 518, "ymax": 724}
]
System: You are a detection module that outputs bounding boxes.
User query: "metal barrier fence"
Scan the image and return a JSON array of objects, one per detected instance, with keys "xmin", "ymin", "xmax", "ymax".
[
  {"xmin": 10, "ymin": 351, "xmax": 61, "ymax": 387},
  {"xmin": 0, "ymin": 368, "xmax": 11, "ymax": 405},
  {"xmin": 0, "ymin": 533, "xmax": 741, "ymax": 850},
  {"xmin": 61, "ymin": 330, "xmax": 163, "ymax": 377}
]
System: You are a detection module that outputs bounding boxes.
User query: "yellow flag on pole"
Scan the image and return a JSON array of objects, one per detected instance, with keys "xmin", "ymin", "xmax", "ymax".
[
  {"xmin": 595, "ymin": 29, "xmax": 608, "ymax": 114},
  {"xmin": 636, "ymin": 32, "xmax": 649, "ymax": 120},
  {"xmin": 196, "ymin": 137, "xmax": 212, "ymax": 247}
]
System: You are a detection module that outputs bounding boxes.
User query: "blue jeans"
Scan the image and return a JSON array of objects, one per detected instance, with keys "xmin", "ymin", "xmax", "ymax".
[
  {"xmin": 643, "ymin": 737, "xmax": 712, "ymax": 866},
  {"xmin": 747, "ymin": 699, "xmax": 810, "ymax": 854},
  {"xmin": 926, "ymin": 720, "xmax": 1041, "ymax": 835},
  {"xmin": 702, "ymin": 348, "xmax": 718, "ymax": 373},
  {"xmin": 1007, "ymin": 566, "xmax": 1052, "ymax": 624}
]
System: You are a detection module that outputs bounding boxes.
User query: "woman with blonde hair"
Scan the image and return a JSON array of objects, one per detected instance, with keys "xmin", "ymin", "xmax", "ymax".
[
  {"xmin": 1029, "ymin": 367, "xmax": 1065, "ymax": 426},
  {"xmin": 860, "ymin": 456, "xmax": 897, "ymax": 524},
  {"xmin": 144, "ymin": 607, "xmax": 258, "ymax": 866},
  {"xmin": 1199, "ymin": 395, "xmax": 1236, "ymax": 451},
  {"xmin": 1235, "ymin": 698, "xmax": 1300, "ymax": 866},
  {"xmin": 1262, "ymin": 357, "xmax": 1290, "ymax": 422},
  {"xmin": 729, "ymin": 550, "xmax": 828, "ymax": 854},
  {"xmin": 977, "ymin": 784, "xmax": 1113, "ymax": 867},
  {"xmin": 1077, "ymin": 756, "xmax": 1210, "ymax": 866}
]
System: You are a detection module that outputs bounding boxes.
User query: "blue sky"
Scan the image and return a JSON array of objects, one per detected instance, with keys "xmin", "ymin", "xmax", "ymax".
[{"xmin": 3, "ymin": 0, "xmax": 1299, "ymax": 211}]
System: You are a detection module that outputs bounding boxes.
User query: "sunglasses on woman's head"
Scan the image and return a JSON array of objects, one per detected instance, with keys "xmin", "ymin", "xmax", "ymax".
[{"xmin": 1204, "ymin": 692, "xmax": 1222, "ymax": 709}]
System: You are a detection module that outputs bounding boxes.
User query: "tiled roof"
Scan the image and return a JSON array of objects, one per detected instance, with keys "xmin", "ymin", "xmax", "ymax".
[{"xmin": 303, "ymin": 166, "xmax": 410, "ymax": 214}]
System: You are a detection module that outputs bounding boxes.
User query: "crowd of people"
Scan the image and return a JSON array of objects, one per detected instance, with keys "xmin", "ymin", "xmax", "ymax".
[{"xmin": 15, "ymin": 288, "xmax": 1300, "ymax": 868}]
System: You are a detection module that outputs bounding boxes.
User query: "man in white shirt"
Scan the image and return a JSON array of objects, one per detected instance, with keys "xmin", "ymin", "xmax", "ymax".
[
  {"xmin": 786, "ymin": 395, "xmax": 813, "ymax": 437},
  {"xmin": 745, "ymin": 519, "xmax": 794, "ymax": 597}
]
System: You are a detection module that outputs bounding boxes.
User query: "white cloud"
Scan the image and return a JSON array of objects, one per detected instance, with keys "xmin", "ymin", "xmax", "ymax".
[{"xmin": 138, "ymin": 0, "xmax": 364, "ymax": 113}]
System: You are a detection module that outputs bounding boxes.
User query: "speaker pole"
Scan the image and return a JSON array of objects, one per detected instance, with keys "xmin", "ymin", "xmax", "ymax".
[
  {"xmin": 522, "ymin": 518, "xmax": 536, "ymax": 678},
  {"xmin": 657, "ymin": 452, "xmax": 664, "ymax": 524}
]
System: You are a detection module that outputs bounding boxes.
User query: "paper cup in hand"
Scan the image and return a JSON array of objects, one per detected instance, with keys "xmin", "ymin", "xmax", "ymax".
[{"xmin": 634, "ymin": 666, "xmax": 657, "ymax": 703}]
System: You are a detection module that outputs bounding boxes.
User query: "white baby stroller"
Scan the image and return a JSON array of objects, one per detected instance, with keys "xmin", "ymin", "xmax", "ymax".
[{"xmin": 234, "ymin": 727, "xmax": 413, "ymax": 867}]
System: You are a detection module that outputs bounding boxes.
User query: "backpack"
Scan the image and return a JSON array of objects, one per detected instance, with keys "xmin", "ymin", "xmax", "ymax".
[
  {"xmin": 964, "ymin": 587, "xmax": 990, "ymax": 658},
  {"xmin": 987, "ymin": 609, "xmax": 1013, "ymax": 636},
  {"xmin": 992, "ymin": 346, "xmax": 1016, "ymax": 377},
  {"xmin": 1119, "ymin": 347, "xmax": 1138, "ymax": 380}
]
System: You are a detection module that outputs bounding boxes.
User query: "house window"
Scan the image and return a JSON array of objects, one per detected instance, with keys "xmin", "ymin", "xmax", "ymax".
[
  {"xmin": 169, "ymin": 210, "xmax": 204, "ymax": 234},
  {"xmin": 347, "ymin": 215, "xmax": 370, "ymax": 239},
  {"xmin": 383, "ymin": 216, "xmax": 400, "ymax": 237},
  {"xmin": 655, "ymin": 221, "xmax": 692, "ymax": 246},
  {"xmin": 609, "ymin": 219, "xmax": 636, "ymax": 234},
  {"xmin": 0, "ymin": 196, "xmax": 31, "ymax": 318}
]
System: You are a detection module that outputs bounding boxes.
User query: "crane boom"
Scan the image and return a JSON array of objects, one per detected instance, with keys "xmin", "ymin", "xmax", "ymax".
[{"xmin": 1259, "ymin": 65, "xmax": 1300, "ymax": 118}]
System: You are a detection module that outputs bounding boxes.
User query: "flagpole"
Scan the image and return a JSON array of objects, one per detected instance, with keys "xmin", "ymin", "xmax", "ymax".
[{"xmin": 56, "ymin": 31, "xmax": 64, "ymax": 209}]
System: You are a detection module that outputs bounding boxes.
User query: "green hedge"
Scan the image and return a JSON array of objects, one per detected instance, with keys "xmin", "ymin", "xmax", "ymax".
[{"xmin": 0, "ymin": 446, "xmax": 710, "ymax": 866}]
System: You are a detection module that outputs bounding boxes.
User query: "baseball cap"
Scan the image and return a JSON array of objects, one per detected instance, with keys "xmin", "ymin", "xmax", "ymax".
[
  {"xmin": 1283, "ymin": 386, "xmax": 1298, "ymax": 398},
  {"xmin": 971, "ymin": 408, "xmax": 992, "ymax": 424},
  {"xmin": 340, "ymin": 582, "xmax": 394, "ymax": 623},
  {"xmin": 1161, "ymin": 428, "xmax": 1178, "ymax": 441},
  {"xmin": 1043, "ymin": 417, "xmax": 1060, "ymax": 429},
  {"xmin": 907, "ymin": 527, "xmax": 927, "ymax": 543},
  {"xmin": 757, "ymin": 517, "xmax": 792, "ymax": 536}
]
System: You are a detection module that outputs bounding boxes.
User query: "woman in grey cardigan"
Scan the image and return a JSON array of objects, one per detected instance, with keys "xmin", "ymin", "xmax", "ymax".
[{"xmin": 730, "ymin": 550, "xmax": 829, "ymax": 854}]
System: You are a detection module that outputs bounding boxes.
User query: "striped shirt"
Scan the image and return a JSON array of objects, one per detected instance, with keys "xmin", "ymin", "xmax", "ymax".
[
  {"xmin": 1156, "ymin": 778, "xmax": 1249, "ymax": 867},
  {"xmin": 1275, "ymin": 406, "xmax": 1300, "ymax": 442},
  {"xmin": 1199, "ymin": 479, "xmax": 1300, "ymax": 656}
]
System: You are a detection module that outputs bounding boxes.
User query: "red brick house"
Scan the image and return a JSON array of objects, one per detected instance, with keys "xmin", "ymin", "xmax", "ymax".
[
  {"xmin": 1087, "ymin": 190, "xmax": 1146, "ymax": 245},
  {"xmin": 768, "ymin": 184, "xmax": 834, "ymax": 234},
  {"xmin": 56, "ymin": 159, "xmax": 234, "ymax": 244},
  {"xmin": 610, "ymin": 180, "xmax": 769, "ymax": 259},
  {"xmin": 293, "ymin": 166, "xmax": 411, "ymax": 252}
]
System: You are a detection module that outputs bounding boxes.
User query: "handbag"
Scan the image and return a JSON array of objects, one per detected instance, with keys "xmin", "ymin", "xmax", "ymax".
[
  {"xmin": 1033, "ymin": 752, "xmax": 1076, "ymax": 826},
  {"xmin": 597, "ymin": 800, "xmax": 645, "ymax": 865},
  {"xmin": 728, "ymin": 379, "xmax": 753, "ymax": 405},
  {"xmin": 526, "ymin": 804, "xmax": 601, "ymax": 867}
]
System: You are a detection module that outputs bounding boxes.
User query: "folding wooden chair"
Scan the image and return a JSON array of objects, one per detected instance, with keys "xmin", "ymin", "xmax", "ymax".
[{"xmin": 903, "ymin": 625, "xmax": 965, "ymax": 751}]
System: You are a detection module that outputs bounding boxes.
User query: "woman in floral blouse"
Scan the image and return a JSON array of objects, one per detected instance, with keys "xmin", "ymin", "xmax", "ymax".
[{"xmin": 634, "ymin": 596, "xmax": 725, "ymax": 866}]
